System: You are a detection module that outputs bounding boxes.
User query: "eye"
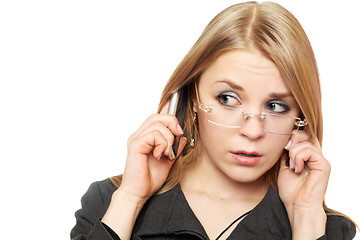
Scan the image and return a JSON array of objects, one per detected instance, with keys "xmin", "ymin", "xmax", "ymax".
[
  {"xmin": 216, "ymin": 92, "xmax": 241, "ymax": 107},
  {"xmin": 265, "ymin": 100, "xmax": 290, "ymax": 113}
]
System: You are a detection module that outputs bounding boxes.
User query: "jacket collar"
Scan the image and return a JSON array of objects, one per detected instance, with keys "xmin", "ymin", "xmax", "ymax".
[
  {"xmin": 133, "ymin": 184, "xmax": 291, "ymax": 239},
  {"xmin": 229, "ymin": 187, "xmax": 292, "ymax": 239}
]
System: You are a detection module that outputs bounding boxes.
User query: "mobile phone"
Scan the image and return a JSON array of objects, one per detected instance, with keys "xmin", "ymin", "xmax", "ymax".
[{"xmin": 168, "ymin": 86, "xmax": 187, "ymax": 160}]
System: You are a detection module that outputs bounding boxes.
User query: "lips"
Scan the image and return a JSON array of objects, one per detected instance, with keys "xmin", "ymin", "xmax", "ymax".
[
  {"xmin": 231, "ymin": 151, "xmax": 262, "ymax": 166},
  {"xmin": 235, "ymin": 152, "xmax": 260, "ymax": 157}
]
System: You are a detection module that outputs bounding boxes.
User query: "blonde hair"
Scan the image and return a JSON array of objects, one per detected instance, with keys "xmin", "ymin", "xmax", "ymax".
[
  {"xmin": 158, "ymin": 1, "xmax": 322, "ymax": 192},
  {"xmin": 110, "ymin": 1, "xmax": 357, "ymax": 228}
]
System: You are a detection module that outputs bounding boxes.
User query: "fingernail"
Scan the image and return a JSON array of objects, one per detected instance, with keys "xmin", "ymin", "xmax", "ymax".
[
  {"xmin": 285, "ymin": 140, "xmax": 291, "ymax": 150},
  {"xmin": 177, "ymin": 124, "xmax": 184, "ymax": 135},
  {"xmin": 289, "ymin": 158, "xmax": 294, "ymax": 169},
  {"xmin": 294, "ymin": 165, "xmax": 298, "ymax": 173},
  {"xmin": 157, "ymin": 154, "xmax": 162, "ymax": 161},
  {"xmin": 169, "ymin": 148, "xmax": 176, "ymax": 161}
]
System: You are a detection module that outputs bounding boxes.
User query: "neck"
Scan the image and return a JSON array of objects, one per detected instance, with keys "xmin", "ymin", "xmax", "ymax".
[{"xmin": 181, "ymin": 154, "xmax": 269, "ymax": 202}]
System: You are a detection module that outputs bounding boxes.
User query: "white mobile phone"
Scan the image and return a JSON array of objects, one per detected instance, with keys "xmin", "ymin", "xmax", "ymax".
[
  {"xmin": 168, "ymin": 91, "xmax": 181, "ymax": 160},
  {"xmin": 168, "ymin": 91, "xmax": 179, "ymax": 115}
]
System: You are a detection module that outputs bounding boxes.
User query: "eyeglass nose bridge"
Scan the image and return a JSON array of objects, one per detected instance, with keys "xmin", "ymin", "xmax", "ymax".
[{"xmin": 241, "ymin": 111, "xmax": 267, "ymax": 121}]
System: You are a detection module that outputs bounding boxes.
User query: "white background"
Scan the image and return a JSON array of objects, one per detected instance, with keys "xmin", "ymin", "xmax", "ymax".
[{"xmin": 0, "ymin": 1, "xmax": 359, "ymax": 239}]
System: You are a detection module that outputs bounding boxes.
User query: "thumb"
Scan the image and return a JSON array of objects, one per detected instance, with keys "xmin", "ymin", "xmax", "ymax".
[
  {"xmin": 176, "ymin": 137, "xmax": 187, "ymax": 158},
  {"xmin": 170, "ymin": 136, "xmax": 187, "ymax": 161}
]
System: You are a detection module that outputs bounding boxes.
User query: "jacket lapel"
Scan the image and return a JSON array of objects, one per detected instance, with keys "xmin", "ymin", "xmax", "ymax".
[
  {"xmin": 228, "ymin": 188, "xmax": 292, "ymax": 239},
  {"xmin": 133, "ymin": 184, "xmax": 208, "ymax": 239}
]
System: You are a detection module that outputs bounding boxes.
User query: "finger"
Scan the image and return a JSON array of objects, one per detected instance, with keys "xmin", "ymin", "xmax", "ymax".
[
  {"xmin": 129, "ymin": 130, "xmax": 168, "ymax": 159},
  {"xmin": 291, "ymin": 147, "xmax": 310, "ymax": 173},
  {"xmin": 285, "ymin": 130, "xmax": 310, "ymax": 150},
  {"xmin": 157, "ymin": 136, "xmax": 187, "ymax": 162},
  {"xmin": 288, "ymin": 142, "xmax": 313, "ymax": 172},
  {"xmin": 138, "ymin": 122, "xmax": 175, "ymax": 157},
  {"xmin": 152, "ymin": 131, "xmax": 169, "ymax": 160},
  {"xmin": 159, "ymin": 100, "xmax": 184, "ymax": 136},
  {"xmin": 289, "ymin": 141, "xmax": 321, "ymax": 159},
  {"xmin": 291, "ymin": 145, "xmax": 326, "ymax": 174},
  {"xmin": 135, "ymin": 113, "xmax": 183, "ymax": 139},
  {"xmin": 285, "ymin": 130, "xmax": 321, "ymax": 151},
  {"xmin": 159, "ymin": 102, "xmax": 170, "ymax": 114},
  {"xmin": 311, "ymin": 135, "xmax": 322, "ymax": 150}
]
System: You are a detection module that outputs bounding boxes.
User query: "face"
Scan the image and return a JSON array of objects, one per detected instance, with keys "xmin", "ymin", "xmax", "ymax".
[{"xmin": 195, "ymin": 50, "xmax": 300, "ymax": 183}]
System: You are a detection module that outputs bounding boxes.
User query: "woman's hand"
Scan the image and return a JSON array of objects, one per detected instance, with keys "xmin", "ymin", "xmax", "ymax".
[
  {"xmin": 119, "ymin": 102, "xmax": 187, "ymax": 202},
  {"xmin": 278, "ymin": 130, "xmax": 331, "ymax": 239},
  {"xmin": 102, "ymin": 103, "xmax": 186, "ymax": 239}
]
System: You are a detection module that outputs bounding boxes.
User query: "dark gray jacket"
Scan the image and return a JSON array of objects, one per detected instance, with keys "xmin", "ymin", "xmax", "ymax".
[{"xmin": 71, "ymin": 179, "xmax": 356, "ymax": 240}]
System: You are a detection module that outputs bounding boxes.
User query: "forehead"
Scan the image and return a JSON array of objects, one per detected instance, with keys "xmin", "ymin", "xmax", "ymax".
[{"xmin": 199, "ymin": 50, "xmax": 289, "ymax": 94}]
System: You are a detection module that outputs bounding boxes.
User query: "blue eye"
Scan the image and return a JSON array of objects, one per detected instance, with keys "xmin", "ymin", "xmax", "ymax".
[
  {"xmin": 265, "ymin": 100, "xmax": 290, "ymax": 113},
  {"xmin": 217, "ymin": 92, "xmax": 241, "ymax": 107}
]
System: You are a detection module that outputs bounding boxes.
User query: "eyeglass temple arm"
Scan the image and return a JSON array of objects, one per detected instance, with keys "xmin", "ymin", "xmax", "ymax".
[{"xmin": 195, "ymin": 84, "xmax": 211, "ymax": 113}]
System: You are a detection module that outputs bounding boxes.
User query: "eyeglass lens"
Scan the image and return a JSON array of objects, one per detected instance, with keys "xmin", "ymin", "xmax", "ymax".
[{"xmin": 205, "ymin": 105, "xmax": 297, "ymax": 135}]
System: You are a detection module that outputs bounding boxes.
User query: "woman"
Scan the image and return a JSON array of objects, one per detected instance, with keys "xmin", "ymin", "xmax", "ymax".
[{"xmin": 71, "ymin": 2, "xmax": 357, "ymax": 239}]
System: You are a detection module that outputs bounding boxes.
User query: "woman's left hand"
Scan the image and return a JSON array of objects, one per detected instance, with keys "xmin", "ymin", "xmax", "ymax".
[{"xmin": 278, "ymin": 130, "xmax": 331, "ymax": 239}]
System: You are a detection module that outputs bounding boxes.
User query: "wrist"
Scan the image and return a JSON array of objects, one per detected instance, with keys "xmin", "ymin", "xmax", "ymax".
[
  {"xmin": 287, "ymin": 206, "xmax": 326, "ymax": 240},
  {"xmin": 101, "ymin": 188, "xmax": 147, "ymax": 240},
  {"xmin": 114, "ymin": 186, "xmax": 149, "ymax": 206}
]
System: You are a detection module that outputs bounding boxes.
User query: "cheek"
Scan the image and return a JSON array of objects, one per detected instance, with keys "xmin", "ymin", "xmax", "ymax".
[
  {"xmin": 197, "ymin": 112, "xmax": 224, "ymax": 148},
  {"xmin": 263, "ymin": 135, "xmax": 290, "ymax": 165},
  {"xmin": 273, "ymin": 135, "xmax": 290, "ymax": 152},
  {"xmin": 196, "ymin": 110, "xmax": 234, "ymax": 162}
]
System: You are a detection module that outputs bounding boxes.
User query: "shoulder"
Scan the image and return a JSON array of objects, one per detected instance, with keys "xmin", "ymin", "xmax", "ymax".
[
  {"xmin": 85, "ymin": 178, "xmax": 118, "ymax": 201},
  {"xmin": 80, "ymin": 178, "xmax": 117, "ymax": 216},
  {"xmin": 80, "ymin": 179, "xmax": 117, "ymax": 207},
  {"xmin": 325, "ymin": 213, "xmax": 357, "ymax": 239},
  {"xmin": 71, "ymin": 178, "xmax": 117, "ymax": 238}
]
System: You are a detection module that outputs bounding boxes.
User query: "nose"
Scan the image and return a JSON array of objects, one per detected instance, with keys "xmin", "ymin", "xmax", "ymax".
[{"xmin": 238, "ymin": 114, "xmax": 265, "ymax": 140}]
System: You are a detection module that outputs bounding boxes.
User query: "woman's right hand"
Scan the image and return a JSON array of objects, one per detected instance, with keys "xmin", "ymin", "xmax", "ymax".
[
  {"xmin": 101, "ymin": 103, "xmax": 187, "ymax": 239},
  {"xmin": 118, "ymin": 102, "xmax": 187, "ymax": 202}
]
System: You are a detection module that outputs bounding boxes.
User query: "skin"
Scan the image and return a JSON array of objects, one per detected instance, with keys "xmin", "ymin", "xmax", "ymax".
[
  {"xmin": 102, "ymin": 50, "xmax": 331, "ymax": 240},
  {"xmin": 181, "ymin": 50, "xmax": 300, "ymax": 238},
  {"xmin": 192, "ymin": 50, "xmax": 301, "ymax": 184}
]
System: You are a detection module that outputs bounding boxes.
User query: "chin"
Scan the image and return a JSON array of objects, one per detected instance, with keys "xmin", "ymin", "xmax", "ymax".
[{"xmin": 225, "ymin": 168, "xmax": 267, "ymax": 184}]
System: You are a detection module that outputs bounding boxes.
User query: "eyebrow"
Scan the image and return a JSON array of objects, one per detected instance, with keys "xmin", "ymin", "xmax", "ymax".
[
  {"xmin": 269, "ymin": 92, "xmax": 293, "ymax": 99},
  {"xmin": 213, "ymin": 80, "xmax": 245, "ymax": 92},
  {"xmin": 213, "ymin": 80, "xmax": 293, "ymax": 99}
]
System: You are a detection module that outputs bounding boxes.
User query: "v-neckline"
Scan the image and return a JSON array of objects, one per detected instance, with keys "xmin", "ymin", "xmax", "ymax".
[{"xmin": 177, "ymin": 184, "xmax": 271, "ymax": 240}]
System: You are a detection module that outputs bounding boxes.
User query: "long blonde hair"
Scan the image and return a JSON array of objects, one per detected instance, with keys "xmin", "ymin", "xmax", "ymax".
[
  {"xmin": 157, "ymin": 1, "xmax": 322, "ymax": 192},
  {"xmin": 110, "ymin": 1, "xmax": 356, "ymax": 227}
]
